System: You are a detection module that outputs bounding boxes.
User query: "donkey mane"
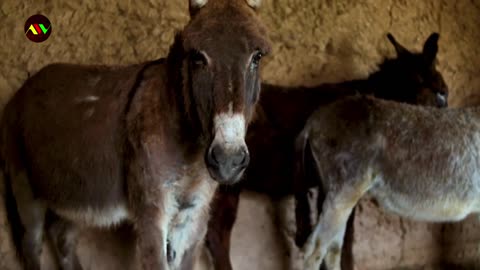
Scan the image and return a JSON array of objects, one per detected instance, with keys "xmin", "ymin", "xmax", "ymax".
[{"xmin": 166, "ymin": 33, "xmax": 205, "ymax": 143}]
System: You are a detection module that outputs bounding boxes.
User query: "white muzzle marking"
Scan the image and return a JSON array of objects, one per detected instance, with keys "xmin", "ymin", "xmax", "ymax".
[{"xmin": 212, "ymin": 112, "xmax": 246, "ymax": 153}]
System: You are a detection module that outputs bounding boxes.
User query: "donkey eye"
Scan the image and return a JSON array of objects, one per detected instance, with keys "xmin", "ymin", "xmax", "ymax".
[
  {"xmin": 414, "ymin": 74, "xmax": 424, "ymax": 84},
  {"xmin": 251, "ymin": 50, "xmax": 264, "ymax": 67},
  {"xmin": 189, "ymin": 50, "xmax": 207, "ymax": 67},
  {"xmin": 437, "ymin": 90, "xmax": 447, "ymax": 97}
]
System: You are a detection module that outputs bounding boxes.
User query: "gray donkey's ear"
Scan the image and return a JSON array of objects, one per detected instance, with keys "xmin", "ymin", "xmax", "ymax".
[
  {"xmin": 387, "ymin": 33, "xmax": 410, "ymax": 56},
  {"xmin": 423, "ymin": 32, "xmax": 440, "ymax": 65},
  {"xmin": 189, "ymin": 0, "xmax": 208, "ymax": 16},
  {"xmin": 245, "ymin": 0, "xmax": 262, "ymax": 9}
]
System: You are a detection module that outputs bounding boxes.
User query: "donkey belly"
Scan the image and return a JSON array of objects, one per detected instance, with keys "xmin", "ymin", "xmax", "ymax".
[
  {"xmin": 28, "ymin": 144, "xmax": 131, "ymax": 227},
  {"xmin": 369, "ymin": 183, "xmax": 476, "ymax": 222},
  {"xmin": 23, "ymin": 94, "xmax": 129, "ymax": 222},
  {"xmin": 11, "ymin": 63, "xmax": 141, "ymax": 226},
  {"xmin": 53, "ymin": 203, "xmax": 130, "ymax": 227}
]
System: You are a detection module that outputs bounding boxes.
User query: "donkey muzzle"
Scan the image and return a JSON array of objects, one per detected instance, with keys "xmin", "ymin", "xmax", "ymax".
[
  {"xmin": 205, "ymin": 144, "xmax": 249, "ymax": 184},
  {"xmin": 206, "ymin": 112, "xmax": 249, "ymax": 184},
  {"xmin": 436, "ymin": 92, "xmax": 448, "ymax": 108}
]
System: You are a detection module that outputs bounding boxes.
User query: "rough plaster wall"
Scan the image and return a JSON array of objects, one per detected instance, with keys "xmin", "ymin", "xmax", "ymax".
[{"xmin": 1, "ymin": 0, "xmax": 480, "ymax": 270}]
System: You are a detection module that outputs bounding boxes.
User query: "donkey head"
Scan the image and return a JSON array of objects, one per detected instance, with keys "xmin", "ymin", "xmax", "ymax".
[
  {"xmin": 370, "ymin": 32, "xmax": 449, "ymax": 107},
  {"xmin": 176, "ymin": 0, "xmax": 271, "ymax": 184}
]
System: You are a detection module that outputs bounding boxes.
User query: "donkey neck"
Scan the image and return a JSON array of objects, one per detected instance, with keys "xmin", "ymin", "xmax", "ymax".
[
  {"xmin": 253, "ymin": 73, "xmax": 385, "ymax": 141},
  {"xmin": 336, "ymin": 78, "xmax": 374, "ymax": 95},
  {"xmin": 165, "ymin": 47, "xmax": 209, "ymax": 151},
  {"xmin": 125, "ymin": 56, "xmax": 207, "ymax": 164},
  {"xmin": 257, "ymin": 81, "xmax": 369, "ymax": 136}
]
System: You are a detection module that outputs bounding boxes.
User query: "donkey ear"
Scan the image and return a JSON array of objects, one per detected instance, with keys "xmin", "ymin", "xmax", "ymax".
[
  {"xmin": 387, "ymin": 33, "xmax": 410, "ymax": 56},
  {"xmin": 423, "ymin": 32, "xmax": 440, "ymax": 64},
  {"xmin": 189, "ymin": 0, "xmax": 208, "ymax": 16},
  {"xmin": 245, "ymin": 0, "xmax": 262, "ymax": 9}
]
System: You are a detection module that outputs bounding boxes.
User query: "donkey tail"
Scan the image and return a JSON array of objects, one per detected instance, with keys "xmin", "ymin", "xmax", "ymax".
[
  {"xmin": 293, "ymin": 128, "xmax": 317, "ymax": 247},
  {"xmin": 3, "ymin": 169, "xmax": 25, "ymax": 265},
  {"xmin": 294, "ymin": 127, "xmax": 322, "ymax": 198},
  {"xmin": 293, "ymin": 127, "xmax": 356, "ymax": 268},
  {"xmin": 1, "ymin": 116, "xmax": 26, "ymax": 265},
  {"xmin": 293, "ymin": 129, "xmax": 310, "ymax": 186}
]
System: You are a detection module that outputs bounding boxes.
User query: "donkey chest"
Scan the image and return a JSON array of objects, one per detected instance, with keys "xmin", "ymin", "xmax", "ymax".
[
  {"xmin": 167, "ymin": 164, "xmax": 218, "ymax": 227},
  {"xmin": 164, "ymin": 165, "xmax": 217, "ymax": 266}
]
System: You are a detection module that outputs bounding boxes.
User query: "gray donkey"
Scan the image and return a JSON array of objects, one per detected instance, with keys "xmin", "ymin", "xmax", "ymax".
[{"xmin": 296, "ymin": 94, "xmax": 480, "ymax": 270}]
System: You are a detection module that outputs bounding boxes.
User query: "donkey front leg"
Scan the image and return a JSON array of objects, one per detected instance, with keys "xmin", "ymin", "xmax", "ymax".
[
  {"xmin": 126, "ymin": 143, "xmax": 175, "ymax": 270},
  {"xmin": 303, "ymin": 184, "xmax": 366, "ymax": 270},
  {"xmin": 205, "ymin": 186, "xmax": 241, "ymax": 270},
  {"xmin": 134, "ymin": 205, "xmax": 170, "ymax": 270},
  {"xmin": 9, "ymin": 170, "xmax": 47, "ymax": 270},
  {"xmin": 178, "ymin": 216, "xmax": 210, "ymax": 270},
  {"xmin": 45, "ymin": 212, "xmax": 82, "ymax": 270},
  {"xmin": 178, "ymin": 241, "xmax": 200, "ymax": 270},
  {"xmin": 294, "ymin": 190, "xmax": 314, "ymax": 248}
]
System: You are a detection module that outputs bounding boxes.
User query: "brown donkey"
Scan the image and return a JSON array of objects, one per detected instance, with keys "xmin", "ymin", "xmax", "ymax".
[
  {"xmin": 205, "ymin": 33, "xmax": 449, "ymax": 270},
  {"xmin": 0, "ymin": 1, "xmax": 270, "ymax": 270}
]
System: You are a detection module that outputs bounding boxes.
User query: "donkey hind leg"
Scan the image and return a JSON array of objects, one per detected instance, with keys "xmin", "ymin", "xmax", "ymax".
[
  {"xmin": 323, "ymin": 223, "xmax": 347, "ymax": 270},
  {"xmin": 340, "ymin": 209, "xmax": 356, "ymax": 270},
  {"xmin": 302, "ymin": 183, "xmax": 368, "ymax": 270},
  {"xmin": 45, "ymin": 212, "xmax": 82, "ymax": 270},
  {"xmin": 316, "ymin": 191, "xmax": 356, "ymax": 270},
  {"xmin": 9, "ymin": 171, "xmax": 47, "ymax": 270}
]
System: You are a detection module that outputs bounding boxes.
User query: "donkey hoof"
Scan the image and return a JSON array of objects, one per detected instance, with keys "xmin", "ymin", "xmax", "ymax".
[
  {"xmin": 304, "ymin": 260, "xmax": 319, "ymax": 270},
  {"xmin": 302, "ymin": 244, "xmax": 314, "ymax": 258}
]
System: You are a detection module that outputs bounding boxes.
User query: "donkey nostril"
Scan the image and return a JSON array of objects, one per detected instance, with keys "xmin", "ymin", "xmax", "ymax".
[
  {"xmin": 167, "ymin": 240, "xmax": 176, "ymax": 263},
  {"xmin": 209, "ymin": 145, "xmax": 224, "ymax": 166},
  {"xmin": 208, "ymin": 146, "xmax": 249, "ymax": 170},
  {"xmin": 211, "ymin": 147, "xmax": 219, "ymax": 164},
  {"xmin": 234, "ymin": 149, "xmax": 249, "ymax": 168}
]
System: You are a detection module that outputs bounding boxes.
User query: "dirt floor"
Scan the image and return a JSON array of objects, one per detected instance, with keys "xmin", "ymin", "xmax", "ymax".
[{"xmin": 1, "ymin": 0, "xmax": 480, "ymax": 269}]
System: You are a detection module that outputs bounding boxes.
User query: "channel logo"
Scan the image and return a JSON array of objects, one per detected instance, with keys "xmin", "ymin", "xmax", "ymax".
[{"xmin": 25, "ymin": 14, "xmax": 52, "ymax": 43}]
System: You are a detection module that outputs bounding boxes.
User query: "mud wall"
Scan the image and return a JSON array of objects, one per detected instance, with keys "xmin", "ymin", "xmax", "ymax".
[{"xmin": 1, "ymin": 0, "xmax": 480, "ymax": 269}]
